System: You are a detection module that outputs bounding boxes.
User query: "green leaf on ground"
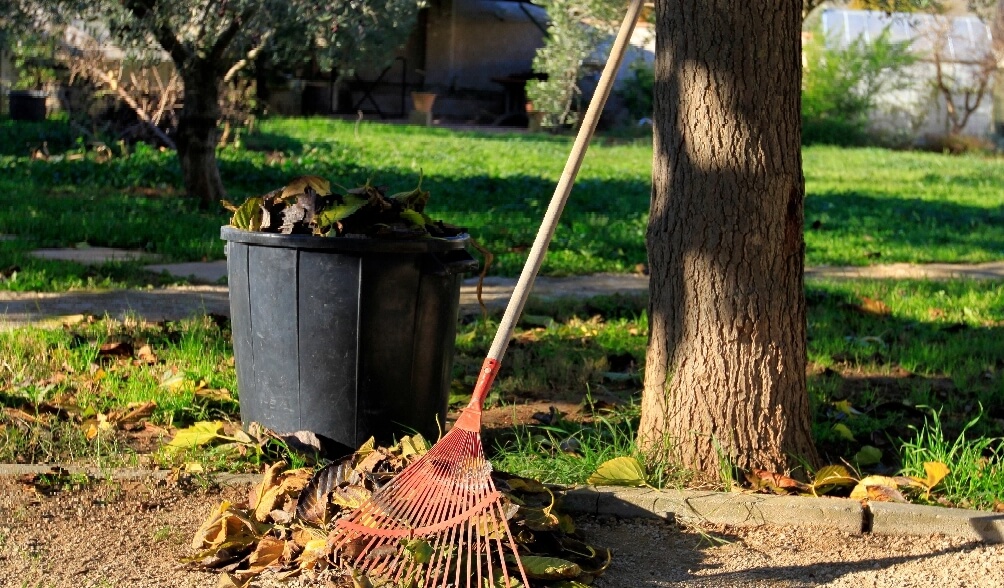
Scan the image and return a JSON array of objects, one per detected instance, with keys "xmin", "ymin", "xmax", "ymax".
[{"xmin": 586, "ymin": 456, "xmax": 646, "ymax": 487}]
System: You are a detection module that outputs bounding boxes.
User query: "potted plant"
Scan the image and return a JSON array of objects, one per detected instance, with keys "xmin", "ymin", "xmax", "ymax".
[
  {"xmin": 409, "ymin": 89, "xmax": 437, "ymax": 125},
  {"xmin": 8, "ymin": 32, "xmax": 58, "ymax": 121}
]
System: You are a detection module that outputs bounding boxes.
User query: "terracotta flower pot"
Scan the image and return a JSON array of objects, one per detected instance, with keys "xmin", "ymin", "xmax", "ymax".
[{"xmin": 411, "ymin": 91, "xmax": 437, "ymax": 113}]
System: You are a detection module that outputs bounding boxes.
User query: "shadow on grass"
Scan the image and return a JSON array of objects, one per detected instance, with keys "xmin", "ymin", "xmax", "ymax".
[
  {"xmin": 806, "ymin": 190, "xmax": 1004, "ymax": 263},
  {"xmin": 805, "ymin": 280, "xmax": 1004, "ymax": 467}
]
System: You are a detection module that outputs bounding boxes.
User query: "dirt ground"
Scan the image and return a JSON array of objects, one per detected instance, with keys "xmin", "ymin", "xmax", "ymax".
[{"xmin": 3, "ymin": 476, "xmax": 1003, "ymax": 588}]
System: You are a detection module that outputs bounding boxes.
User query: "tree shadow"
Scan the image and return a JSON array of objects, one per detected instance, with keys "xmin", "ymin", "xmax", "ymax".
[
  {"xmin": 806, "ymin": 190, "xmax": 1004, "ymax": 264},
  {"xmin": 804, "ymin": 279, "xmax": 1004, "ymax": 468},
  {"xmin": 576, "ymin": 495, "xmax": 996, "ymax": 586}
]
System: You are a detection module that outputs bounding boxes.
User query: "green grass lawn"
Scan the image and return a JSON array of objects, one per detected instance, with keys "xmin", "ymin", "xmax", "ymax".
[
  {"xmin": 1, "ymin": 117, "xmax": 1003, "ymax": 290},
  {"xmin": 1, "ymin": 116, "xmax": 1003, "ymax": 508}
]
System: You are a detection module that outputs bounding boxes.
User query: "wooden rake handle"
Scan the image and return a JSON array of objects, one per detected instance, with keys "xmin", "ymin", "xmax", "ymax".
[{"xmin": 469, "ymin": 0, "xmax": 647, "ymax": 409}]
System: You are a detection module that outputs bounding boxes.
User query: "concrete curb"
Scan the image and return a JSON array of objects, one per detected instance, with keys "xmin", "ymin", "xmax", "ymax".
[
  {"xmin": 5, "ymin": 464, "xmax": 1002, "ymax": 544},
  {"xmin": 555, "ymin": 486, "xmax": 1004, "ymax": 544}
]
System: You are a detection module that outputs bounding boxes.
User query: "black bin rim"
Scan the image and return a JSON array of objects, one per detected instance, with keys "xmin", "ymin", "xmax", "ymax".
[{"xmin": 221, "ymin": 225, "xmax": 470, "ymax": 253}]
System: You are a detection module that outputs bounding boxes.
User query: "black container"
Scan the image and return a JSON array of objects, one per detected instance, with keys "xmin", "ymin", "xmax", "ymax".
[
  {"xmin": 221, "ymin": 226, "xmax": 478, "ymax": 453},
  {"xmin": 9, "ymin": 90, "xmax": 47, "ymax": 121}
]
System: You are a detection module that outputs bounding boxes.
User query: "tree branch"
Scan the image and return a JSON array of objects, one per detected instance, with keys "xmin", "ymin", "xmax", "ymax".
[
  {"xmin": 209, "ymin": 8, "xmax": 254, "ymax": 65},
  {"xmin": 121, "ymin": 0, "xmax": 191, "ymax": 65},
  {"xmin": 89, "ymin": 66, "xmax": 177, "ymax": 149},
  {"xmin": 223, "ymin": 30, "xmax": 273, "ymax": 83}
]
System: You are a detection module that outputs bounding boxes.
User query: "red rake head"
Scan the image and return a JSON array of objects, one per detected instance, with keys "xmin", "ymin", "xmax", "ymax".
[{"xmin": 329, "ymin": 408, "xmax": 530, "ymax": 588}]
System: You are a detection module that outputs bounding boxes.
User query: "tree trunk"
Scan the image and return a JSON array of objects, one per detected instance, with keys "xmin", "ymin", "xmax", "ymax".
[
  {"xmin": 177, "ymin": 61, "xmax": 226, "ymax": 208},
  {"xmin": 640, "ymin": 1, "xmax": 818, "ymax": 479}
]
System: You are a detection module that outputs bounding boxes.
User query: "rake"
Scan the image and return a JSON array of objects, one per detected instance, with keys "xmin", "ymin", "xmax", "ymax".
[{"xmin": 328, "ymin": 1, "xmax": 645, "ymax": 585}]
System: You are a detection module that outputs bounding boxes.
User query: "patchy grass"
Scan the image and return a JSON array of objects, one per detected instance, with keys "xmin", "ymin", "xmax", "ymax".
[
  {"xmin": 2, "ymin": 119, "xmax": 1004, "ymax": 291},
  {"xmin": 2, "ymin": 277, "xmax": 1003, "ymax": 507}
]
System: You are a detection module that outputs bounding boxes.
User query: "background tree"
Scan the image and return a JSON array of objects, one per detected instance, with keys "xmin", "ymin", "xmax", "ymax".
[
  {"xmin": 525, "ymin": 0, "xmax": 622, "ymax": 129},
  {"xmin": 12, "ymin": 0, "xmax": 421, "ymax": 207},
  {"xmin": 640, "ymin": 0, "xmax": 818, "ymax": 478}
]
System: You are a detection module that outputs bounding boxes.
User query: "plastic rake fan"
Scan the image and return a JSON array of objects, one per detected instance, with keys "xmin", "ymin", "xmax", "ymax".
[{"xmin": 327, "ymin": 0, "xmax": 645, "ymax": 585}]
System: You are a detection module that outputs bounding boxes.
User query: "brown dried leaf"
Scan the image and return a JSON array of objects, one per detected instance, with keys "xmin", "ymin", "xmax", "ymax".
[
  {"xmin": 858, "ymin": 296, "xmax": 891, "ymax": 316},
  {"xmin": 746, "ymin": 469, "xmax": 811, "ymax": 494},
  {"xmin": 247, "ymin": 536, "xmax": 285, "ymax": 573},
  {"xmin": 296, "ymin": 462, "xmax": 341, "ymax": 526},
  {"xmin": 329, "ymin": 484, "xmax": 371, "ymax": 509},
  {"xmin": 355, "ymin": 449, "xmax": 388, "ymax": 475},
  {"xmin": 253, "ymin": 468, "xmax": 311, "ymax": 523},
  {"xmin": 280, "ymin": 175, "xmax": 331, "ymax": 200},
  {"xmin": 134, "ymin": 344, "xmax": 159, "ymax": 364},
  {"xmin": 216, "ymin": 572, "xmax": 250, "ymax": 588},
  {"xmin": 99, "ymin": 341, "xmax": 133, "ymax": 358},
  {"xmin": 107, "ymin": 401, "xmax": 156, "ymax": 426}
]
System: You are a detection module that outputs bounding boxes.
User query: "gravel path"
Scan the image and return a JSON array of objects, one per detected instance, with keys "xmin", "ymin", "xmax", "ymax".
[{"xmin": 2, "ymin": 478, "xmax": 1003, "ymax": 588}]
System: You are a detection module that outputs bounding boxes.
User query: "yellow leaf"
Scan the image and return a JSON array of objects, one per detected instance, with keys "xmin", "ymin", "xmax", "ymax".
[
  {"xmin": 810, "ymin": 464, "xmax": 856, "ymax": 494},
  {"xmin": 586, "ymin": 456, "xmax": 647, "ymax": 487},
  {"xmin": 923, "ymin": 461, "xmax": 950, "ymax": 490},
  {"xmin": 516, "ymin": 555, "xmax": 581, "ymax": 580},
  {"xmin": 831, "ymin": 423, "xmax": 856, "ymax": 441},
  {"xmin": 159, "ymin": 371, "xmax": 187, "ymax": 392},
  {"xmin": 849, "ymin": 475, "xmax": 900, "ymax": 501},
  {"xmin": 230, "ymin": 196, "xmax": 263, "ymax": 231},
  {"xmin": 297, "ymin": 538, "xmax": 329, "ymax": 571},
  {"xmin": 166, "ymin": 421, "xmax": 226, "ymax": 452}
]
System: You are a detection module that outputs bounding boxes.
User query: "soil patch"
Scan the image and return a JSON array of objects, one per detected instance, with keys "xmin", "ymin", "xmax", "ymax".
[{"xmin": 3, "ymin": 477, "xmax": 1003, "ymax": 587}]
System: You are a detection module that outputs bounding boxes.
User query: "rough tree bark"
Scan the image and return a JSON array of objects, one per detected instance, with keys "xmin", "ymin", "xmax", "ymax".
[
  {"xmin": 121, "ymin": 0, "xmax": 236, "ymax": 208},
  {"xmin": 177, "ymin": 61, "xmax": 226, "ymax": 209},
  {"xmin": 639, "ymin": 1, "xmax": 819, "ymax": 479}
]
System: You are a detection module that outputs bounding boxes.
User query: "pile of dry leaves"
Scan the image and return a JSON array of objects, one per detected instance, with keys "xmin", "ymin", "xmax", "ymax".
[
  {"xmin": 223, "ymin": 175, "xmax": 463, "ymax": 240},
  {"xmin": 187, "ymin": 435, "xmax": 611, "ymax": 587}
]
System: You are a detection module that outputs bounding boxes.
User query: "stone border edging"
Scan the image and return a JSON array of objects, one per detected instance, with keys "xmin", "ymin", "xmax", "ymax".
[
  {"xmin": 5, "ymin": 465, "xmax": 1002, "ymax": 544},
  {"xmin": 556, "ymin": 486, "xmax": 1004, "ymax": 544}
]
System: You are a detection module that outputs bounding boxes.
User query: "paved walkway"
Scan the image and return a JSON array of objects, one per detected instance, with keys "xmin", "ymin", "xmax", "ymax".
[{"xmin": 1, "ymin": 251, "xmax": 1003, "ymax": 330}]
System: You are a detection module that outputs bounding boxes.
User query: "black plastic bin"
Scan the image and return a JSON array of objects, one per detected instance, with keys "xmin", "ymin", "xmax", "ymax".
[
  {"xmin": 221, "ymin": 226, "xmax": 478, "ymax": 453},
  {"xmin": 9, "ymin": 90, "xmax": 47, "ymax": 121}
]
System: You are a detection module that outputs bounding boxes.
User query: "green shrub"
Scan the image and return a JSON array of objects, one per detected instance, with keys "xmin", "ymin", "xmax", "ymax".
[
  {"xmin": 802, "ymin": 25, "xmax": 916, "ymax": 146},
  {"xmin": 618, "ymin": 59, "xmax": 654, "ymax": 123}
]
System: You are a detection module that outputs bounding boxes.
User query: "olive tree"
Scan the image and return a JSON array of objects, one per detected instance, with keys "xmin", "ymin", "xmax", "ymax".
[
  {"xmin": 525, "ymin": 0, "xmax": 623, "ymax": 129},
  {"xmin": 8, "ymin": 0, "xmax": 421, "ymax": 207}
]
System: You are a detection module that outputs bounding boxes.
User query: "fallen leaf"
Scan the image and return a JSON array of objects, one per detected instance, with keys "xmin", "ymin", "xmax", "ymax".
[
  {"xmin": 99, "ymin": 341, "xmax": 133, "ymax": 358},
  {"xmin": 216, "ymin": 572, "xmax": 250, "ymax": 588},
  {"xmin": 296, "ymin": 462, "xmax": 341, "ymax": 526},
  {"xmin": 858, "ymin": 296, "xmax": 891, "ymax": 315},
  {"xmin": 850, "ymin": 475, "xmax": 901, "ymax": 501},
  {"xmin": 329, "ymin": 484, "xmax": 371, "ymax": 510},
  {"xmin": 831, "ymin": 423, "xmax": 856, "ymax": 441},
  {"xmin": 810, "ymin": 465, "xmax": 856, "ymax": 495},
  {"xmin": 166, "ymin": 421, "xmax": 227, "ymax": 452},
  {"xmin": 586, "ymin": 457, "xmax": 647, "ymax": 487},
  {"xmin": 746, "ymin": 469, "xmax": 810, "ymax": 494},
  {"xmin": 136, "ymin": 344, "xmax": 159, "ymax": 364},
  {"xmin": 297, "ymin": 538, "xmax": 329, "ymax": 571},
  {"xmin": 108, "ymin": 401, "xmax": 157, "ymax": 426},
  {"xmin": 247, "ymin": 536, "xmax": 285, "ymax": 573},
  {"xmin": 518, "ymin": 555, "xmax": 581, "ymax": 580}
]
